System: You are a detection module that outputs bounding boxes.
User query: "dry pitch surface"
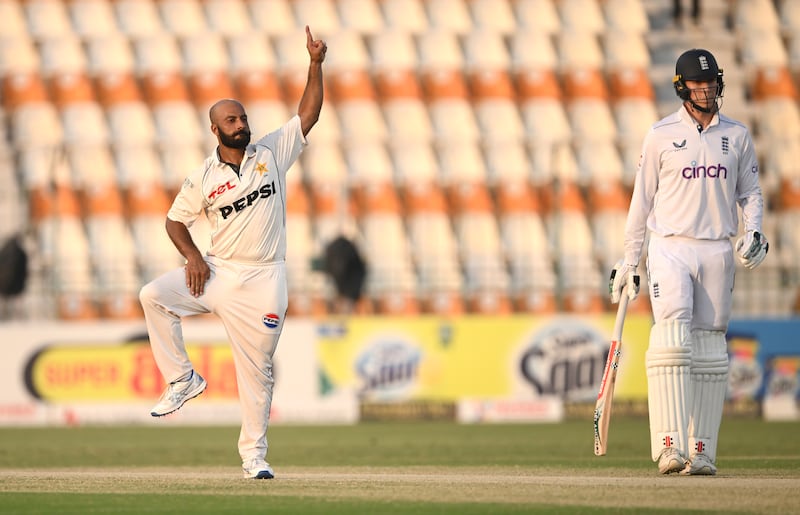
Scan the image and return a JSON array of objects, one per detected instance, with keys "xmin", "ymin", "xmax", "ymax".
[{"xmin": 2, "ymin": 466, "xmax": 799, "ymax": 513}]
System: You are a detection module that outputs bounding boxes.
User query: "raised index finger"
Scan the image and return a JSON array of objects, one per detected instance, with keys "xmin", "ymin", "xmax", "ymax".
[{"xmin": 306, "ymin": 25, "xmax": 313, "ymax": 44}]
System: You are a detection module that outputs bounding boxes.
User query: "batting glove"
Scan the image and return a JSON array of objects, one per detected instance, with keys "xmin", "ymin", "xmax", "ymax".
[
  {"xmin": 735, "ymin": 230, "xmax": 769, "ymax": 270},
  {"xmin": 609, "ymin": 260, "xmax": 640, "ymax": 304}
]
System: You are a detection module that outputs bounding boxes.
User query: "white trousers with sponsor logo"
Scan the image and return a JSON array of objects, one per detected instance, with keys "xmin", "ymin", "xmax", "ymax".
[
  {"xmin": 647, "ymin": 234, "xmax": 735, "ymax": 331},
  {"xmin": 139, "ymin": 256, "xmax": 287, "ymax": 463}
]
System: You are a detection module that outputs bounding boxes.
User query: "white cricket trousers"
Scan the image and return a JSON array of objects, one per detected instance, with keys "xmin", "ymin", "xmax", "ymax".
[
  {"xmin": 139, "ymin": 256, "xmax": 288, "ymax": 463},
  {"xmin": 647, "ymin": 234, "xmax": 735, "ymax": 331}
]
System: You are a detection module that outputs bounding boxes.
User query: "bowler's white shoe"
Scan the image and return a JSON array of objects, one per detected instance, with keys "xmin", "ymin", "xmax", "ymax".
[
  {"xmin": 682, "ymin": 453, "xmax": 717, "ymax": 475},
  {"xmin": 658, "ymin": 447, "xmax": 687, "ymax": 474},
  {"xmin": 150, "ymin": 371, "xmax": 207, "ymax": 417},
  {"xmin": 243, "ymin": 458, "xmax": 274, "ymax": 479}
]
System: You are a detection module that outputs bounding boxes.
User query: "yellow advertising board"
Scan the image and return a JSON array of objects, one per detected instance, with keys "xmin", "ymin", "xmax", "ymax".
[
  {"xmin": 25, "ymin": 340, "xmax": 237, "ymax": 401},
  {"xmin": 317, "ymin": 314, "xmax": 653, "ymax": 403}
]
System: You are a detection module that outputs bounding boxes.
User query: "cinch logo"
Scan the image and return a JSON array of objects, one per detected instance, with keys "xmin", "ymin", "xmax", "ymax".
[
  {"xmin": 262, "ymin": 313, "xmax": 280, "ymax": 328},
  {"xmin": 682, "ymin": 162, "xmax": 727, "ymax": 179},
  {"xmin": 219, "ymin": 181, "xmax": 276, "ymax": 219},
  {"xmin": 208, "ymin": 180, "xmax": 237, "ymax": 200}
]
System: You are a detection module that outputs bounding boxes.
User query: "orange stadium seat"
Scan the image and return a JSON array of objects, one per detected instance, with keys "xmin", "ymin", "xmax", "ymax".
[
  {"xmin": 82, "ymin": 183, "xmax": 142, "ymax": 319},
  {"xmin": 290, "ymin": 0, "xmax": 341, "ymax": 36},
  {"xmin": 404, "ymin": 182, "xmax": 465, "ymax": 315},
  {"xmin": 587, "ymin": 180, "xmax": 629, "ymax": 275},
  {"xmin": 449, "ymin": 182, "xmax": 513, "ymax": 315},
  {"xmin": 484, "ymin": 140, "xmax": 531, "ymax": 186},
  {"xmin": 734, "ymin": 0, "xmax": 780, "ymax": 34},
  {"xmin": 424, "ymin": 0, "xmax": 473, "ymax": 34},
  {"xmin": 438, "ymin": 141, "xmax": 489, "ymax": 192},
  {"xmin": 545, "ymin": 182, "xmax": 605, "ymax": 313},
  {"xmin": 358, "ymin": 183, "xmax": 420, "ymax": 315},
  {"xmin": 514, "ymin": 0, "xmax": 561, "ymax": 36},
  {"xmin": 469, "ymin": 0, "xmax": 516, "ymax": 34},
  {"xmin": 576, "ymin": 140, "xmax": 625, "ymax": 187},
  {"xmin": 344, "ymin": 142, "xmax": 395, "ymax": 190},
  {"xmin": 422, "ymin": 49, "xmax": 471, "ymax": 90},
  {"xmin": 464, "ymin": 30, "xmax": 525, "ymax": 146},
  {"xmin": 158, "ymin": 0, "xmax": 208, "ymax": 37},
  {"xmin": 44, "ymin": 185, "xmax": 99, "ymax": 320},
  {"xmin": 23, "ymin": 0, "xmax": 74, "ymax": 40},
  {"xmin": 204, "ymin": 0, "xmax": 253, "ymax": 35},
  {"xmin": 558, "ymin": 29, "xmax": 608, "ymax": 101},
  {"xmin": 371, "ymin": 30, "xmax": 433, "ymax": 147},
  {"xmin": 114, "ymin": 0, "xmax": 164, "ymax": 37},
  {"xmin": 464, "ymin": 30, "xmax": 515, "ymax": 99},
  {"xmin": 69, "ymin": 0, "xmax": 120, "ymax": 39},
  {"xmin": 0, "ymin": 1, "xmax": 29, "ymax": 38},
  {"xmin": 558, "ymin": 0, "xmax": 606, "ymax": 35},
  {"xmin": 285, "ymin": 181, "xmax": 328, "ymax": 317},
  {"xmin": 497, "ymin": 182, "xmax": 558, "ymax": 313},
  {"xmin": 126, "ymin": 182, "xmax": 185, "ymax": 283},
  {"xmin": 602, "ymin": 0, "xmax": 650, "ymax": 35},
  {"xmin": 247, "ymin": 0, "xmax": 297, "ymax": 36},
  {"xmin": 389, "ymin": 142, "xmax": 440, "ymax": 187},
  {"xmin": 380, "ymin": 0, "xmax": 429, "ymax": 34},
  {"xmin": 510, "ymin": 31, "xmax": 561, "ymax": 100},
  {"xmin": 182, "ymin": 34, "xmax": 237, "ymax": 113},
  {"xmin": 751, "ymin": 66, "xmax": 799, "ymax": 101},
  {"xmin": 338, "ymin": 0, "xmax": 384, "ymax": 34},
  {"xmin": 2, "ymin": 71, "xmax": 49, "ymax": 112}
]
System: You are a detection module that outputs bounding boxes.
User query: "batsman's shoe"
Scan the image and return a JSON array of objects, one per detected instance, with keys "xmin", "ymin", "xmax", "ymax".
[
  {"xmin": 243, "ymin": 458, "xmax": 274, "ymax": 479},
  {"xmin": 150, "ymin": 371, "xmax": 207, "ymax": 417},
  {"xmin": 658, "ymin": 448, "xmax": 687, "ymax": 474},
  {"xmin": 682, "ymin": 454, "xmax": 717, "ymax": 476}
]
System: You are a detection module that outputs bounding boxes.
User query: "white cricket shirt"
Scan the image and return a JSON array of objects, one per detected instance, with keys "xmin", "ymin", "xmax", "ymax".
[
  {"xmin": 167, "ymin": 115, "xmax": 306, "ymax": 264},
  {"xmin": 624, "ymin": 105, "xmax": 764, "ymax": 265}
]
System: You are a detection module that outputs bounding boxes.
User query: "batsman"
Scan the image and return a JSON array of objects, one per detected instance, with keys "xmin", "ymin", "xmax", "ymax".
[{"xmin": 609, "ymin": 49, "xmax": 767, "ymax": 475}]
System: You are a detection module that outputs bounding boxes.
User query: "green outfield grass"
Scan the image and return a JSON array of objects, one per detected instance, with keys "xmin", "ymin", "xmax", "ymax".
[{"xmin": 1, "ymin": 418, "xmax": 799, "ymax": 514}]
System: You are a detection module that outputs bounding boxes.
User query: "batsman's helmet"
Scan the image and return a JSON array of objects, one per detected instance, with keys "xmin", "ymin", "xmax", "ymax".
[{"xmin": 672, "ymin": 48, "xmax": 725, "ymax": 101}]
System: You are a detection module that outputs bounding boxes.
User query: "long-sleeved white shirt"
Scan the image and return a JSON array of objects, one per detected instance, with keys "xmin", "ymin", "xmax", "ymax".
[
  {"xmin": 624, "ymin": 105, "xmax": 763, "ymax": 265},
  {"xmin": 167, "ymin": 115, "xmax": 307, "ymax": 264}
]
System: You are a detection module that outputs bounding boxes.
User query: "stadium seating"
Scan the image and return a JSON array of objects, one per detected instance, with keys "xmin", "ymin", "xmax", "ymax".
[{"xmin": 0, "ymin": 0, "xmax": 798, "ymax": 319}]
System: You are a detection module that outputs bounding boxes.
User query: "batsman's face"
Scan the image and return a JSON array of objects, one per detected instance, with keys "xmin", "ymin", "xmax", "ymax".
[
  {"xmin": 685, "ymin": 79, "xmax": 718, "ymax": 109},
  {"xmin": 213, "ymin": 104, "xmax": 251, "ymax": 150}
]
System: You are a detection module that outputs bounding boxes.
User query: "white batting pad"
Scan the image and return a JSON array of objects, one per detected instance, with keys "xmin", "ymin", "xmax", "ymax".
[
  {"xmin": 646, "ymin": 320, "xmax": 692, "ymax": 461},
  {"xmin": 688, "ymin": 329, "xmax": 729, "ymax": 463}
]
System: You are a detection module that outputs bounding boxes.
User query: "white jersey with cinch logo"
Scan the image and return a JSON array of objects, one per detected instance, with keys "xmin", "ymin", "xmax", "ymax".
[
  {"xmin": 168, "ymin": 115, "xmax": 306, "ymax": 264},
  {"xmin": 624, "ymin": 105, "xmax": 763, "ymax": 266}
]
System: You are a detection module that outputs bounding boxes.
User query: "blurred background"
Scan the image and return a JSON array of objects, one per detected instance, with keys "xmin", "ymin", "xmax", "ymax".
[{"xmin": 0, "ymin": 0, "xmax": 798, "ymax": 322}]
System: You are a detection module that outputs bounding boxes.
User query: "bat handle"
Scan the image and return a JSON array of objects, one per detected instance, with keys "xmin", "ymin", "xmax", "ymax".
[{"xmin": 612, "ymin": 286, "xmax": 630, "ymax": 341}]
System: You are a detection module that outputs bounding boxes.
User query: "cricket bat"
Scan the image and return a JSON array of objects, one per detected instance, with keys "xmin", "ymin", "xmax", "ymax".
[{"xmin": 593, "ymin": 290, "xmax": 630, "ymax": 456}]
